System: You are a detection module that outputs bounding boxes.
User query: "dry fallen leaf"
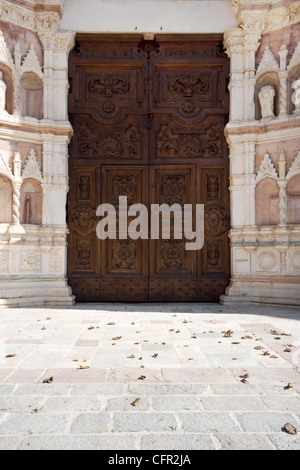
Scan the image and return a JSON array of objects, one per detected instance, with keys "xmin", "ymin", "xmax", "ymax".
[
  {"xmin": 152, "ymin": 353, "xmax": 158, "ymax": 358},
  {"xmin": 241, "ymin": 335, "xmax": 253, "ymax": 340},
  {"xmin": 232, "ymin": 342, "xmax": 241, "ymax": 345},
  {"xmin": 239, "ymin": 373, "xmax": 249, "ymax": 383},
  {"xmin": 78, "ymin": 365, "xmax": 90, "ymax": 370},
  {"xmin": 284, "ymin": 348, "xmax": 292, "ymax": 353},
  {"xmin": 130, "ymin": 398, "xmax": 140, "ymax": 407},
  {"xmin": 107, "ymin": 322, "xmax": 116, "ymax": 326},
  {"xmin": 232, "ymin": 357, "xmax": 239, "ymax": 361},
  {"xmin": 88, "ymin": 326, "xmax": 95, "ymax": 330},
  {"xmin": 254, "ymin": 346, "xmax": 264, "ymax": 350},
  {"xmin": 112, "ymin": 336, "xmax": 122, "ymax": 341},
  {"xmin": 5, "ymin": 354, "xmax": 17, "ymax": 358},
  {"xmin": 223, "ymin": 330, "xmax": 234, "ymax": 338},
  {"xmin": 127, "ymin": 354, "xmax": 135, "ymax": 359},
  {"xmin": 283, "ymin": 423, "xmax": 297, "ymax": 435},
  {"xmin": 270, "ymin": 355, "xmax": 278, "ymax": 359},
  {"xmin": 262, "ymin": 351, "xmax": 271, "ymax": 356},
  {"xmin": 31, "ymin": 409, "xmax": 40, "ymax": 414},
  {"xmin": 43, "ymin": 377, "xmax": 54, "ymax": 384},
  {"xmin": 271, "ymin": 330, "xmax": 291, "ymax": 337},
  {"xmin": 284, "ymin": 383, "xmax": 294, "ymax": 390},
  {"xmin": 41, "ymin": 327, "xmax": 46, "ymax": 331},
  {"xmin": 138, "ymin": 375, "xmax": 146, "ymax": 381}
]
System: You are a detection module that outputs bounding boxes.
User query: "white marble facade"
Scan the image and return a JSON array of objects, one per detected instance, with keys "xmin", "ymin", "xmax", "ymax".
[{"xmin": 0, "ymin": 0, "xmax": 299, "ymax": 307}]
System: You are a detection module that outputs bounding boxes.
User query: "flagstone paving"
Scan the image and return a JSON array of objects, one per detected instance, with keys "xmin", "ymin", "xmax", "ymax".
[{"xmin": 0, "ymin": 302, "xmax": 299, "ymax": 450}]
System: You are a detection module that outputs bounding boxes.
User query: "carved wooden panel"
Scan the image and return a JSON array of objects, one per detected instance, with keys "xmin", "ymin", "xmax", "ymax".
[{"xmin": 68, "ymin": 34, "xmax": 230, "ymax": 302}]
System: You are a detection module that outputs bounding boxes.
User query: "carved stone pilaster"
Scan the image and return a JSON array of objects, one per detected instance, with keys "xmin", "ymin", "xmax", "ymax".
[
  {"xmin": 11, "ymin": 183, "xmax": 21, "ymax": 226},
  {"xmin": 278, "ymin": 181, "xmax": 287, "ymax": 226}
]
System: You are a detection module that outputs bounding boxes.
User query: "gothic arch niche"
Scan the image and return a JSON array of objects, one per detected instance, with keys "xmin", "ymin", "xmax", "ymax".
[
  {"xmin": 288, "ymin": 64, "xmax": 300, "ymax": 115},
  {"xmin": 0, "ymin": 66, "xmax": 14, "ymax": 115},
  {"xmin": 256, "ymin": 177, "xmax": 280, "ymax": 226},
  {"xmin": 287, "ymin": 176, "xmax": 300, "ymax": 225},
  {"xmin": 255, "ymin": 73, "xmax": 280, "ymax": 120},
  {"xmin": 20, "ymin": 179, "xmax": 42, "ymax": 225},
  {"xmin": 0, "ymin": 175, "xmax": 12, "ymax": 223},
  {"xmin": 20, "ymin": 73, "xmax": 43, "ymax": 119}
]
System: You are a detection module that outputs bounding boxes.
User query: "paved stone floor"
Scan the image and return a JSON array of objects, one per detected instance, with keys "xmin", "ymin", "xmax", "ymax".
[{"xmin": 0, "ymin": 302, "xmax": 300, "ymax": 450}]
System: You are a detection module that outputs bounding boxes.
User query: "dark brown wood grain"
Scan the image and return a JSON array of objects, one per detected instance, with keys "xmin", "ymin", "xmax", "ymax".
[{"xmin": 67, "ymin": 34, "xmax": 230, "ymax": 302}]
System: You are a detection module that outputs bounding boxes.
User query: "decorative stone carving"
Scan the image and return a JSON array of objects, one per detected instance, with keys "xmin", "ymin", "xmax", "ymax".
[
  {"xmin": 287, "ymin": 152, "xmax": 300, "ymax": 181},
  {"xmin": 256, "ymin": 153, "xmax": 278, "ymax": 183},
  {"xmin": 22, "ymin": 150, "xmax": 43, "ymax": 183},
  {"xmin": 20, "ymin": 44, "xmax": 43, "ymax": 80},
  {"xmin": 256, "ymin": 46, "xmax": 279, "ymax": 77},
  {"xmin": 21, "ymin": 250, "xmax": 42, "ymax": 272},
  {"xmin": 292, "ymin": 79, "xmax": 300, "ymax": 114},
  {"xmin": 0, "ymin": 153, "xmax": 13, "ymax": 180},
  {"xmin": 258, "ymin": 86, "xmax": 276, "ymax": 119},
  {"xmin": 279, "ymin": 45, "xmax": 288, "ymax": 72},
  {"xmin": 11, "ymin": 183, "xmax": 21, "ymax": 226},
  {"xmin": 287, "ymin": 41, "xmax": 300, "ymax": 72},
  {"xmin": 0, "ymin": 251, "xmax": 9, "ymax": 272},
  {"xmin": 0, "ymin": 31, "xmax": 14, "ymax": 70},
  {"xmin": 0, "ymin": 71, "xmax": 7, "ymax": 113},
  {"xmin": 0, "ymin": 0, "xmax": 36, "ymax": 31}
]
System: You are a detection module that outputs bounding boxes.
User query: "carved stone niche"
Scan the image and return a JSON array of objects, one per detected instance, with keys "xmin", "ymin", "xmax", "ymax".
[
  {"xmin": 255, "ymin": 73, "xmax": 280, "ymax": 120},
  {"xmin": 20, "ymin": 179, "xmax": 42, "ymax": 225},
  {"xmin": 256, "ymin": 178, "xmax": 280, "ymax": 226},
  {"xmin": 288, "ymin": 65, "xmax": 300, "ymax": 114},
  {"xmin": 0, "ymin": 67, "xmax": 14, "ymax": 115},
  {"xmin": 0, "ymin": 174, "xmax": 12, "ymax": 223},
  {"xmin": 20, "ymin": 73, "xmax": 43, "ymax": 120},
  {"xmin": 287, "ymin": 176, "xmax": 300, "ymax": 224}
]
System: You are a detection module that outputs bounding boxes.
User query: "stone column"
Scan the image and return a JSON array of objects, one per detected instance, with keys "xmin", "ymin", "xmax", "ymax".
[
  {"xmin": 224, "ymin": 29, "xmax": 245, "ymax": 122},
  {"xmin": 278, "ymin": 45, "xmax": 288, "ymax": 117},
  {"xmin": 243, "ymin": 31, "xmax": 261, "ymax": 121}
]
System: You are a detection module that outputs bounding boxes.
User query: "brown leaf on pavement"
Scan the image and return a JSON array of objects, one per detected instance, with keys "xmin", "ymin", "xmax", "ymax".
[
  {"xmin": 5, "ymin": 354, "xmax": 17, "ymax": 358},
  {"xmin": 130, "ymin": 398, "xmax": 140, "ymax": 407},
  {"xmin": 284, "ymin": 383, "xmax": 293, "ymax": 390},
  {"xmin": 138, "ymin": 375, "xmax": 146, "ymax": 380},
  {"xmin": 152, "ymin": 353, "xmax": 158, "ymax": 358},
  {"xmin": 271, "ymin": 330, "xmax": 291, "ymax": 337},
  {"xmin": 107, "ymin": 322, "xmax": 116, "ymax": 326},
  {"xmin": 283, "ymin": 423, "xmax": 297, "ymax": 435},
  {"xmin": 112, "ymin": 336, "xmax": 122, "ymax": 341},
  {"xmin": 127, "ymin": 354, "xmax": 135, "ymax": 359},
  {"xmin": 43, "ymin": 377, "xmax": 54, "ymax": 384},
  {"xmin": 223, "ymin": 330, "xmax": 234, "ymax": 338},
  {"xmin": 78, "ymin": 365, "xmax": 90, "ymax": 370},
  {"xmin": 284, "ymin": 348, "xmax": 292, "ymax": 353}
]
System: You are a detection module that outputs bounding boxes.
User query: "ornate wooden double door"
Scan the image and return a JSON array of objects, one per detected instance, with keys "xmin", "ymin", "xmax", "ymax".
[{"xmin": 67, "ymin": 35, "xmax": 230, "ymax": 302}]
